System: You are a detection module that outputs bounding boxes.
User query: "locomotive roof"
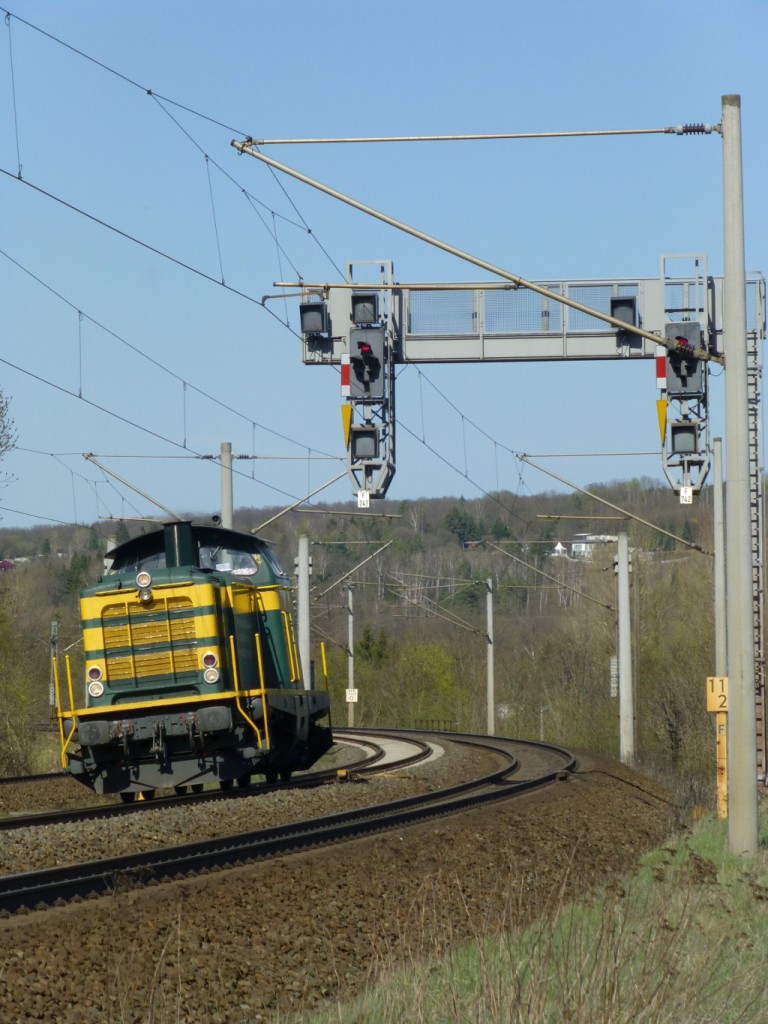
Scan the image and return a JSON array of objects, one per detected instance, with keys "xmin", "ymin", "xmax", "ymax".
[{"xmin": 106, "ymin": 521, "xmax": 268, "ymax": 562}]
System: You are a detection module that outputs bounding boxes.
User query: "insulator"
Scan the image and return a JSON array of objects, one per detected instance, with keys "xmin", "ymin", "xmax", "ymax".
[{"xmin": 675, "ymin": 123, "xmax": 713, "ymax": 135}]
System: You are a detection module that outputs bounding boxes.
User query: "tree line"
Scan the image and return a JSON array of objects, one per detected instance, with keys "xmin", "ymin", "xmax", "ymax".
[{"xmin": 0, "ymin": 472, "xmax": 728, "ymax": 804}]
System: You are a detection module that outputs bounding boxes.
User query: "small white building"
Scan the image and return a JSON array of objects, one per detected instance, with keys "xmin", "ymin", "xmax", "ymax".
[{"xmin": 569, "ymin": 534, "xmax": 618, "ymax": 559}]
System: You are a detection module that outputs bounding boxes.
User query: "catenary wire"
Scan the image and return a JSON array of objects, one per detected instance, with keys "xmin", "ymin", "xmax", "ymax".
[
  {"xmin": 0, "ymin": 166, "xmax": 299, "ymax": 327},
  {"xmin": 0, "ymin": 246, "xmax": 339, "ymax": 459},
  {"xmin": 1, "ymin": 12, "xmax": 552, "ymax": 510},
  {"xmin": 0, "ymin": 352, "xmax": 315, "ymax": 504},
  {"xmin": 1, "ymin": 9, "xmax": 344, "ymax": 280},
  {"xmin": 2, "ymin": 7, "xmax": 670, "ymax": 521}
]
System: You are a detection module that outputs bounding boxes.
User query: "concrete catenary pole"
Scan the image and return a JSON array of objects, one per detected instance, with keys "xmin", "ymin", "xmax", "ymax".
[
  {"xmin": 220, "ymin": 441, "xmax": 233, "ymax": 530},
  {"xmin": 713, "ymin": 438, "xmax": 727, "ymax": 677},
  {"xmin": 722, "ymin": 94, "xmax": 759, "ymax": 855},
  {"xmin": 347, "ymin": 586, "xmax": 355, "ymax": 728},
  {"xmin": 486, "ymin": 578, "xmax": 495, "ymax": 736},
  {"xmin": 713, "ymin": 436, "xmax": 729, "ymax": 819},
  {"xmin": 297, "ymin": 535, "xmax": 311, "ymax": 689},
  {"xmin": 617, "ymin": 532, "xmax": 634, "ymax": 765}
]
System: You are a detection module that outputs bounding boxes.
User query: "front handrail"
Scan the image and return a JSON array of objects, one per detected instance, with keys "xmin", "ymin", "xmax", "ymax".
[
  {"xmin": 53, "ymin": 655, "xmax": 78, "ymax": 768},
  {"xmin": 253, "ymin": 632, "xmax": 271, "ymax": 750},
  {"xmin": 229, "ymin": 634, "xmax": 263, "ymax": 748},
  {"xmin": 280, "ymin": 610, "xmax": 301, "ymax": 683}
]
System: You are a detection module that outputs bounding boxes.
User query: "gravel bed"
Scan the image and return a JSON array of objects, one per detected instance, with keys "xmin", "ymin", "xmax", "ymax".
[
  {"xmin": 0, "ymin": 745, "xmax": 677, "ymax": 1023},
  {"xmin": 0, "ymin": 740, "xmax": 492, "ymax": 876}
]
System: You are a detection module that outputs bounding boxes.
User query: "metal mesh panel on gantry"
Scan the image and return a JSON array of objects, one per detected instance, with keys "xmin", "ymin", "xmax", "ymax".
[
  {"xmin": 408, "ymin": 290, "xmax": 475, "ymax": 335},
  {"xmin": 484, "ymin": 285, "xmax": 563, "ymax": 334}
]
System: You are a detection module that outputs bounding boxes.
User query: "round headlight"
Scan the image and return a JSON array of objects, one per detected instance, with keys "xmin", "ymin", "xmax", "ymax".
[
  {"xmin": 88, "ymin": 680, "xmax": 104, "ymax": 698},
  {"xmin": 87, "ymin": 666, "xmax": 103, "ymax": 682},
  {"xmin": 203, "ymin": 668, "xmax": 220, "ymax": 684},
  {"xmin": 136, "ymin": 571, "xmax": 152, "ymax": 589},
  {"xmin": 202, "ymin": 651, "xmax": 218, "ymax": 668},
  {"xmin": 138, "ymin": 587, "xmax": 153, "ymax": 604}
]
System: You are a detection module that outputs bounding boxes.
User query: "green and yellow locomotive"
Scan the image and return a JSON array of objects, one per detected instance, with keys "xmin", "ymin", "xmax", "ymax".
[{"xmin": 56, "ymin": 520, "xmax": 332, "ymax": 800}]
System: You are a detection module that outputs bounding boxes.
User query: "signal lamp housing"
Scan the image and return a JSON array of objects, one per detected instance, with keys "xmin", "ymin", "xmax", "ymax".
[
  {"xmin": 610, "ymin": 294, "xmax": 637, "ymax": 328},
  {"xmin": 351, "ymin": 292, "xmax": 379, "ymax": 325},
  {"xmin": 350, "ymin": 424, "xmax": 379, "ymax": 461},
  {"xmin": 299, "ymin": 301, "xmax": 328, "ymax": 335}
]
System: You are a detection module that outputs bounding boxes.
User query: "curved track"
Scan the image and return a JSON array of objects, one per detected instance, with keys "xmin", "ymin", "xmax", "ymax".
[
  {"xmin": 0, "ymin": 734, "xmax": 393, "ymax": 833},
  {"xmin": 0, "ymin": 731, "xmax": 574, "ymax": 915}
]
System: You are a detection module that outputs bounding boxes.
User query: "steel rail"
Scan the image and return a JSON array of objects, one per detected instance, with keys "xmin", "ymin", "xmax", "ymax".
[
  {"xmin": 0, "ymin": 737, "xmax": 393, "ymax": 833},
  {"xmin": 0, "ymin": 771, "xmax": 68, "ymax": 786},
  {"xmin": 0, "ymin": 735, "xmax": 572, "ymax": 915}
]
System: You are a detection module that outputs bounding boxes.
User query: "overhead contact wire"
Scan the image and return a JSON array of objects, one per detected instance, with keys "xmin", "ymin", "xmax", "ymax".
[
  {"xmin": 205, "ymin": 155, "xmax": 225, "ymax": 284},
  {"xmin": 149, "ymin": 94, "xmax": 308, "ymax": 280},
  {"xmin": 4, "ymin": 13, "xmax": 22, "ymax": 177},
  {"xmin": 0, "ymin": 246, "xmax": 338, "ymax": 458},
  {"xmin": 0, "ymin": 166, "xmax": 295, "ymax": 323},
  {"xmin": 0, "ymin": 352, "xmax": 304, "ymax": 502},
  {"xmin": 398, "ymin": 417, "xmax": 525, "ymax": 525},
  {"xmin": 0, "ymin": 11, "xmax": 343, "ymax": 279}
]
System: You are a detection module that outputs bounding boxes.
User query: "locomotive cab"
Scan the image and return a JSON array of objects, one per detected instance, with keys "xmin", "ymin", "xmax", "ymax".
[{"xmin": 56, "ymin": 521, "xmax": 332, "ymax": 798}]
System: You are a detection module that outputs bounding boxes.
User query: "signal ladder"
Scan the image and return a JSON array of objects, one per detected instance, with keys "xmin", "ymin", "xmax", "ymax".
[{"xmin": 747, "ymin": 331, "xmax": 766, "ymax": 778}]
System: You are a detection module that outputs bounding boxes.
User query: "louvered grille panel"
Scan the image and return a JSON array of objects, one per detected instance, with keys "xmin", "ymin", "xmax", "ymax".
[
  {"xmin": 106, "ymin": 649, "xmax": 199, "ymax": 681},
  {"xmin": 101, "ymin": 596, "xmax": 197, "ymax": 684}
]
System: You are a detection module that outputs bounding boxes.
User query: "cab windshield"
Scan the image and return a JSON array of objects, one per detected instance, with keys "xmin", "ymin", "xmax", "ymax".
[{"xmin": 109, "ymin": 541, "xmax": 265, "ymax": 576}]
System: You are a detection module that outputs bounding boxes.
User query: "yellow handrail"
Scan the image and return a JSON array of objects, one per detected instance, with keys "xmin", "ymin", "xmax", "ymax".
[
  {"xmin": 53, "ymin": 656, "xmax": 67, "ymax": 767},
  {"xmin": 228, "ymin": 634, "xmax": 263, "ymax": 747},
  {"xmin": 253, "ymin": 632, "xmax": 271, "ymax": 750},
  {"xmin": 320, "ymin": 642, "xmax": 329, "ymax": 691},
  {"xmin": 281, "ymin": 610, "xmax": 301, "ymax": 683},
  {"xmin": 56, "ymin": 655, "xmax": 79, "ymax": 767}
]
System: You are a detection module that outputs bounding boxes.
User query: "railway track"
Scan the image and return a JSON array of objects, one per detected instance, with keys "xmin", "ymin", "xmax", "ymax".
[
  {"xmin": 0, "ymin": 731, "xmax": 574, "ymax": 915},
  {"xmin": 0, "ymin": 771, "xmax": 68, "ymax": 786},
  {"xmin": 0, "ymin": 733, "xmax": 394, "ymax": 832}
]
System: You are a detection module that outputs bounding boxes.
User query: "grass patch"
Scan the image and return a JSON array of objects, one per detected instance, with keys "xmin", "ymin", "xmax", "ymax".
[
  {"xmin": 30, "ymin": 728, "xmax": 62, "ymax": 773},
  {"xmin": 299, "ymin": 812, "xmax": 768, "ymax": 1024}
]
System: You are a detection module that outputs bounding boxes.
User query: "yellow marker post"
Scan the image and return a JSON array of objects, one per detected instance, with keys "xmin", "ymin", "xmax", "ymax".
[
  {"xmin": 656, "ymin": 399, "xmax": 667, "ymax": 444},
  {"xmin": 706, "ymin": 676, "xmax": 728, "ymax": 818},
  {"xmin": 341, "ymin": 405, "xmax": 352, "ymax": 448}
]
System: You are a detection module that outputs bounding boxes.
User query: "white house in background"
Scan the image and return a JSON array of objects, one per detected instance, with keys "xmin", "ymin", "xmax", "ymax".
[
  {"xmin": 551, "ymin": 541, "xmax": 568, "ymax": 557},
  {"xmin": 570, "ymin": 534, "xmax": 618, "ymax": 559}
]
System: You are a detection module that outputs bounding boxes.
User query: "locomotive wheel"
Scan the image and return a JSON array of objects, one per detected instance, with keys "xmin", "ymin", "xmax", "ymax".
[
  {"xmin": 219, "ymin": 779, "xmax": 234, "ymax": 791},
  {"xmin": 191, "ymin": 783, "xmax": 204, "ymax": 794},
  {"xmin": 236, "ymin": 773, "xmax": 251, "ymax": 789},
  {"xmin": 279, "ymin": 769, "xmax": 292, "ymax": 782},
  {"xmin": 173, "ymin": 786, "xmax": 188, "ymax": 796},
  {"xmin": 119, "ymin": 792, "xmax": 136, "ymax": 804},
  {"xmin": 263, "ymin": 769, "xmax": 278, "ymax": 785}
]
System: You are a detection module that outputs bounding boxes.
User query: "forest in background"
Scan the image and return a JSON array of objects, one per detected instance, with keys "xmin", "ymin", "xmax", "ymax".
[{"xmin": 0, "ymin": 476, "xmax": 722, "ymax": 805}]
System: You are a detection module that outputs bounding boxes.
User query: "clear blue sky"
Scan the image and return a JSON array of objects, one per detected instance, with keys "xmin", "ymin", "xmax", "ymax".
[{"xmin": 0, "ymin": 0, "xmax": 765, "ymax": 533}]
